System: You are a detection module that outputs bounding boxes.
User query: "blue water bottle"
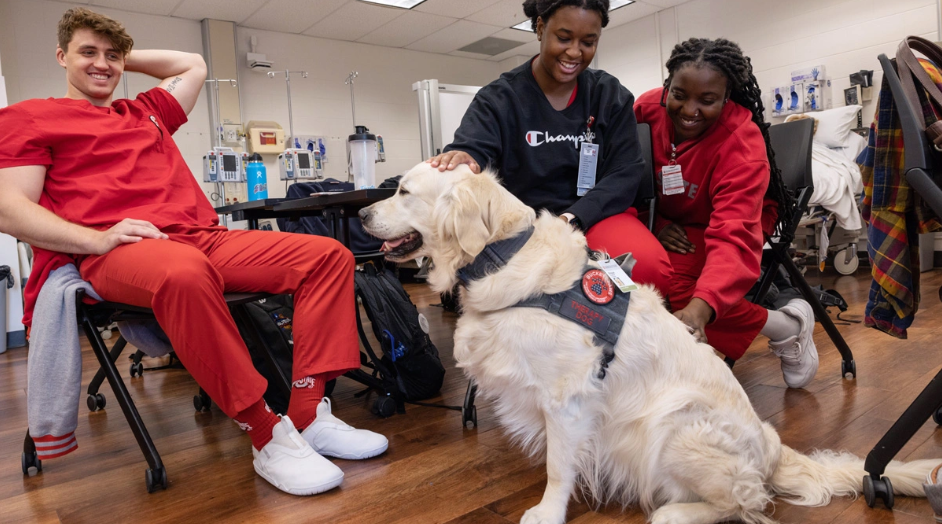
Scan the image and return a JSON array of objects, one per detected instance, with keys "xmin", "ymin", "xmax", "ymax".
[{"xmin": 246, "ymin": 153, "xmax": 268, "ymax": 201}]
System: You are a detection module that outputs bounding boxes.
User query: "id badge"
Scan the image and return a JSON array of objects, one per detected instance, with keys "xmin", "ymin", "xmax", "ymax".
[
  {"xmin": 598, "ymin": 259, "xmax": 638, "ymax": 293},
  {"xmin": 577, "ymin": 142, "xmax": 600, "ymax": 197},
  {"xmin": 661, "ymin": 164, "xmax": 685, "ymax": 196}
]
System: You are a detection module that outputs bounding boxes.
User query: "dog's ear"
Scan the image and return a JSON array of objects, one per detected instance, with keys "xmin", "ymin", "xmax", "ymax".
[{"xmin": 436, "ymin": 178, "xmax": 490, "ymax": 258}]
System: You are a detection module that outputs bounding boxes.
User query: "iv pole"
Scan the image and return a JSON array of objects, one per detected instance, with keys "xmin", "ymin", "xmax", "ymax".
[
  {"xmin": 344, "ymin": 71, "xmax": 359, "ymax": 182},
  {"xmin": 204, "ymin": 78, "xmax": 238, "ymax": 221},
  {"xmin": 344, "ymin": 71, "xmax": 359, "ymax": 127},
  {"xmin": 268, "ymin": 70, "xmax": 309, "ymax": 147}
]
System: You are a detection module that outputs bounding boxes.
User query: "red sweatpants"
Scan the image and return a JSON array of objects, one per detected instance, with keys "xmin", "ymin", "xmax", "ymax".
[
  {"xmin": 584, "ymin": 209, "xmax": 673, "ymax": 297},
  {"xmin": 666, "ymin": 227, "xmax": 768, "ymax": 360},
  {"xmin": 78, "ymin": 224, "xmax": 361, "ymax": 418}
]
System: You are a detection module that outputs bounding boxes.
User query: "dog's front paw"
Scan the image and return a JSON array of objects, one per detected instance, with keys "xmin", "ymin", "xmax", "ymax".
[
  {"xmin": 520, "ymin": 504, "xmax": 565, "ymax": 524},
  {"xmin": 650, "ymin": 504, "xmax": 707, "ymax": 524}
]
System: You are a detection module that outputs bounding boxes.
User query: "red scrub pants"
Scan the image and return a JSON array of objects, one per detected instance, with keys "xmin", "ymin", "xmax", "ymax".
[
  {"xmin": 584, "ymin": 209, "xmax": 673, "ymax": 297},
  {"xmin": 78, "ymin": 224, "xmax": 361, "ymax": 418},
  {"xmin": 665, "ymin": 227, "xmax": 768, "ymax": 360}
]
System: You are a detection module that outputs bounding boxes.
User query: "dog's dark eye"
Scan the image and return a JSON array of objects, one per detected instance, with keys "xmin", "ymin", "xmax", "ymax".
[{"xmin": 399, "ymin": 188, "xmax": 410, "ymax": 196}]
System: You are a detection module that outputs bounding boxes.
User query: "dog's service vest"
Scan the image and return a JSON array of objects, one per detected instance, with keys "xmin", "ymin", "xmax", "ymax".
[{"xmin": 456, "ymin": 226, "xmax": 632, "ymax": 380}]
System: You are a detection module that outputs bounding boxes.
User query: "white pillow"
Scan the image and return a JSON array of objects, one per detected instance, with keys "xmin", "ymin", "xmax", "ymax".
[
  {"xmin": 812, "ymin": 104, "xmax": 863, "ymax": 148},
  {"xmin": 827, "ymin": 131, "xmax": 867, "ymax": 163},
  {"xmin": 842, "ymin": 131, "xmax": 867, "ymax": 162}
]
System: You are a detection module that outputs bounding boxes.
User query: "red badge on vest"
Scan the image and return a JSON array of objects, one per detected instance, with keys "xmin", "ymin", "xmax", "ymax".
[{"xmin": 582, "ymin": 269, "xmax": 614, "ymax": 305}]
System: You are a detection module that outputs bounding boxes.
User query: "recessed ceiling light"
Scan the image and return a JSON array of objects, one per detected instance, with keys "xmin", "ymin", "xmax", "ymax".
[
  {"xmin": 510, "ymin": 0, "xmax": 635, "ymax": 31},
  {"xmin": 359, "ymin": 0, "xmax": 427, "ymax": 9}
]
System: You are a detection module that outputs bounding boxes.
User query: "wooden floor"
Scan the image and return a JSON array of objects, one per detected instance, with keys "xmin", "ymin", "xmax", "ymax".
[{"xmin": 3, "ymin": 268, "xmax": 942, "ymax": 523}]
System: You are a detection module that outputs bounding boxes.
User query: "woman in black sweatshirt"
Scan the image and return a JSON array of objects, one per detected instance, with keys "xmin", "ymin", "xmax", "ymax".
[{"xmin": 428, "ymin": 0, "xmax": 671, "ymax": 293}]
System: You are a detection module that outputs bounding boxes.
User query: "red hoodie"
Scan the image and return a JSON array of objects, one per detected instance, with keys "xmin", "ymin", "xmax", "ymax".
[{"xmin": 634, "ymin": 88, "xmax": 777, "ymax": 319}]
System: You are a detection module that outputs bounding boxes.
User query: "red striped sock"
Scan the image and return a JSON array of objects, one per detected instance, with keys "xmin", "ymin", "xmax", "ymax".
[
  {"xmin": 287, "ymin": 373, "xmax": 328, "ymax": 432},
  {"xmin": 234, "ymin": 398, "xmax": 279, "ymax": 451}
]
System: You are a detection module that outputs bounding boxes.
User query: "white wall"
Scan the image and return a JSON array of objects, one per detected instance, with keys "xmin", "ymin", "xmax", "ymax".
[
  {"xmin": 596, "ymin": 0, "xmax": 940, "ymax": 128},
  {"xmin": 235, "ymin": 27, "xmax": 501, "ymax": 197},
  {"xmin": 0, "ymin": 41, "xmax": 22, "ymax": 347}
]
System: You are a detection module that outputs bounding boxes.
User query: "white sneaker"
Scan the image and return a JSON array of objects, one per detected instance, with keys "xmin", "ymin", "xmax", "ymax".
[
  {"xmin": 252, "ymin": 415, "xmax": 344, "ymax": 495},
  {"xmin": 769, "ymin": 299, "xmax": 819, "ymax": 389},
  {"xmin": 300, "ymin": 398, "xmax": 389, "ymax": 460}
]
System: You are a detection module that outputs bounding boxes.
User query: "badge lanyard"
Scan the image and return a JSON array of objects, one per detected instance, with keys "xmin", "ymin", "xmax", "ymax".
[
  {"xmin": 577, "ymin": 116, "xmax": 599, "ymax": 197},
  {"xmin": 661, "ymin": 142, "xmax": 685, "ymax": 196}
]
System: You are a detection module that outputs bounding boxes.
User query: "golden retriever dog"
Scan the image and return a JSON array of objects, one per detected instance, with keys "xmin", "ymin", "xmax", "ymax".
[{"xmin": 359, "ymin": 162, "xmax": 935, "ymax": 524}]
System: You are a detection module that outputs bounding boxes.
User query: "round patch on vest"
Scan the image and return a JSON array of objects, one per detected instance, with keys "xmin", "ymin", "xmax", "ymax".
[{"xmin": 582, "ymin": 269, "xmax": 614, "ymax": 305}]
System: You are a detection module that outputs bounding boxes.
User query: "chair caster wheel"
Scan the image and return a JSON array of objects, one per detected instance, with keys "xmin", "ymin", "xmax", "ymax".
[
  {"xmin": 842, "ymin": 360, "xmax": 856, "ymax": 379},
  {"xmin": 933, "ymin": 405, "xmax": 942, "ymax": 425},
  {"xmin": 462, "ymin": 405, "xmax": 477, "ymax": 429},
  {"xmin": 372, "ymin": 396, "xmax": 396, "ymax": 418},
  {"xmin": 21, "ymin": 451, "xmax": 41, "ymax": 475},
  {"xmin": 863, "ymin": 474, "xmax": 894, "ymax": 509},
  {"xmin": 130, "ymin": 362, "xmax": 144, "ymax": 377},
  {"xmin": 86, "ymin": 393, "xmax": 106, "ymax": 412},
  {"xmin": 193, "ymin": 393, "xmax": 211, "ymax": 412},
  {"xmin": 145, "ymin": 467, "xmax": 168, "ymax": 493},
  {"xmin": 834, "ymin": 248, "xmax": 859, "ymax": 275}
]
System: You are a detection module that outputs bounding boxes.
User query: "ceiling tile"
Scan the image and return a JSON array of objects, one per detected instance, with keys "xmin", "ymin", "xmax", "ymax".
[
  {"xmin": 464, "ymin": 0, "xmax": 529, "ymax": 28},
  {"xmin": 413, "ymin": 0, "xmax": 501, "ymax": 19},
  {"xmin": 90, "ymin": 0, "xmax": 182, "ymax": 17},
  {"xmin": 240, "ymin": 0, "xmax": 348, "ymax": 33},
  {"xmin": 169, "ymin": 0, "xmax": 271, "ymax": 23},
  {"xmin": 606, "ymin": 1, "xmax": 660, "ymax": 28},
  {"xmin": 636, "ymin": 0, "xmax": 691, "ymax": 8},
  {"xmin": 405, "ymin": 19, "xmax": 503, "ymax": 54},
  {"xmin": 304, "ymin": 1, "xmax": 405, "ymax": 42},
  {"xmin": 357, "ymin": 11, "xmax": 455, "ymax": 48}
]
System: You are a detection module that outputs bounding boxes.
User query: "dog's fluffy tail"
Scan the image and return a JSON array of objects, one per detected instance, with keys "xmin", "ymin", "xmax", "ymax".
[{"xmin": 770, "ymin": 445, "xmax": 936, "ymax": 506}]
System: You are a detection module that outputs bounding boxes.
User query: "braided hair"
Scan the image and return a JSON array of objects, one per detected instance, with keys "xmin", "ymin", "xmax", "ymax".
[
  {"xmin": 522, "ymin": 0, "xmax": 610, "ymax": 31},
  {"xmin": 663, "ymin": 37, "xmax": 795, "ymax": 238}
]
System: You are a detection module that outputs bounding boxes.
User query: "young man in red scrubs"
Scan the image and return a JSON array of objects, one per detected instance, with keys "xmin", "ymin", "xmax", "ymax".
[{"xmin": 0, "ymin": 8, "xmax": 386, "ymax": 496}]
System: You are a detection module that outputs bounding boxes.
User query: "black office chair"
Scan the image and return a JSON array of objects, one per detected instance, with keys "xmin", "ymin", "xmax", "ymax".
[
  {"xmin": 635, "ymin": 123, "xmax": 657, "ymax": 232},
  {"xmin": 749, "ymin": 118, "xmax": 857, "ymax": 377},
  {"xmin": 21, "ymin": 290, "xmax": 289, "ymax": 493},
  {"xmin": 857, "ymin": 52, "xmax": 942, "ymax": 510}
]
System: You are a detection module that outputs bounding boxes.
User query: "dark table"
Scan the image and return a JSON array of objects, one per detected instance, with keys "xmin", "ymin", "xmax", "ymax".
[
  {"xmin": 213, "ymin": 199, "xmax": 287, "ymax": 230},
  {"xmin": 272, "ymin": 189, "xmax": 396, "ymax": 254}
]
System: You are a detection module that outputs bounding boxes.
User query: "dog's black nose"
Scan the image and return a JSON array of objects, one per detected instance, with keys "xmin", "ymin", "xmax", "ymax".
[{"xmin": 358, "ymin": 207, "xmax": 371, "ymax": 223}]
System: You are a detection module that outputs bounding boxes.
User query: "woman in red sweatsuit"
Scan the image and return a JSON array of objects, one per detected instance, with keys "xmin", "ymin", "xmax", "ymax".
[{"xmin": 635, "ymin": 38, "xmax": 819, "ymax": 389}]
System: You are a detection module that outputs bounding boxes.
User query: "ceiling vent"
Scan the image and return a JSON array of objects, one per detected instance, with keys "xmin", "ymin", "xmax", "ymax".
[{"xmin": 458, "ymin": 37, "xmax": 527, "ymax": 56}]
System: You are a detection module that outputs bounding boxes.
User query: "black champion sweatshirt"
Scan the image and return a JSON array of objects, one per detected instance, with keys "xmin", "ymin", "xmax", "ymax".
[{"xmin": 443, "ymin": 59, "xmax": 645, "ymax": 230}]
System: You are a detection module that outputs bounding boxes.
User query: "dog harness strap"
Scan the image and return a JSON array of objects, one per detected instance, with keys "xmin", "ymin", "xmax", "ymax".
[
  {"xmin": 456, "ymin": 226, "xmax": 536, "ymax": 285},
  {"xmin": 515, "ymin": 268, "xmax": 629, "ymax": 380}
]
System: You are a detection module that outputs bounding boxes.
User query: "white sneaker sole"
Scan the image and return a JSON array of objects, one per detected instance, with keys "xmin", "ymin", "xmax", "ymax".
[
  {"xmin": 253, "ymin": 460, "xmax": 344, "ymax": 496},
  {"xmin": 316, "ymin": 441, "xmax": 389, "ymax": 460},
  {"xmin": 783, "ymin": 352, "xmax": 818, "ymax": 389}
]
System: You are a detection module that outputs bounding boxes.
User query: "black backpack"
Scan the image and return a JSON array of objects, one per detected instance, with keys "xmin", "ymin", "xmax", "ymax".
[
  {"xmin": 354, "ymin": 262, "xmax": 445, "ymax": 401},
  {"xmin": 235, "ymin": 295, "xmax": 334, "ymax": 414}
]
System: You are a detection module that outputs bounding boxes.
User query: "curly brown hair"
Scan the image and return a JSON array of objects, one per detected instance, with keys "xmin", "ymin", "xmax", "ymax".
[{"xmin": 57, "ymin": 7, "xmax": 134, "ymax": 57}]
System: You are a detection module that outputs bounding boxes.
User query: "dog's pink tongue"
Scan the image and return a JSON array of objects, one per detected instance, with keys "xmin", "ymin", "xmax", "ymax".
[{"xmin": 382, "ymin": 236, "xmax": 408, "ymax": 252}]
